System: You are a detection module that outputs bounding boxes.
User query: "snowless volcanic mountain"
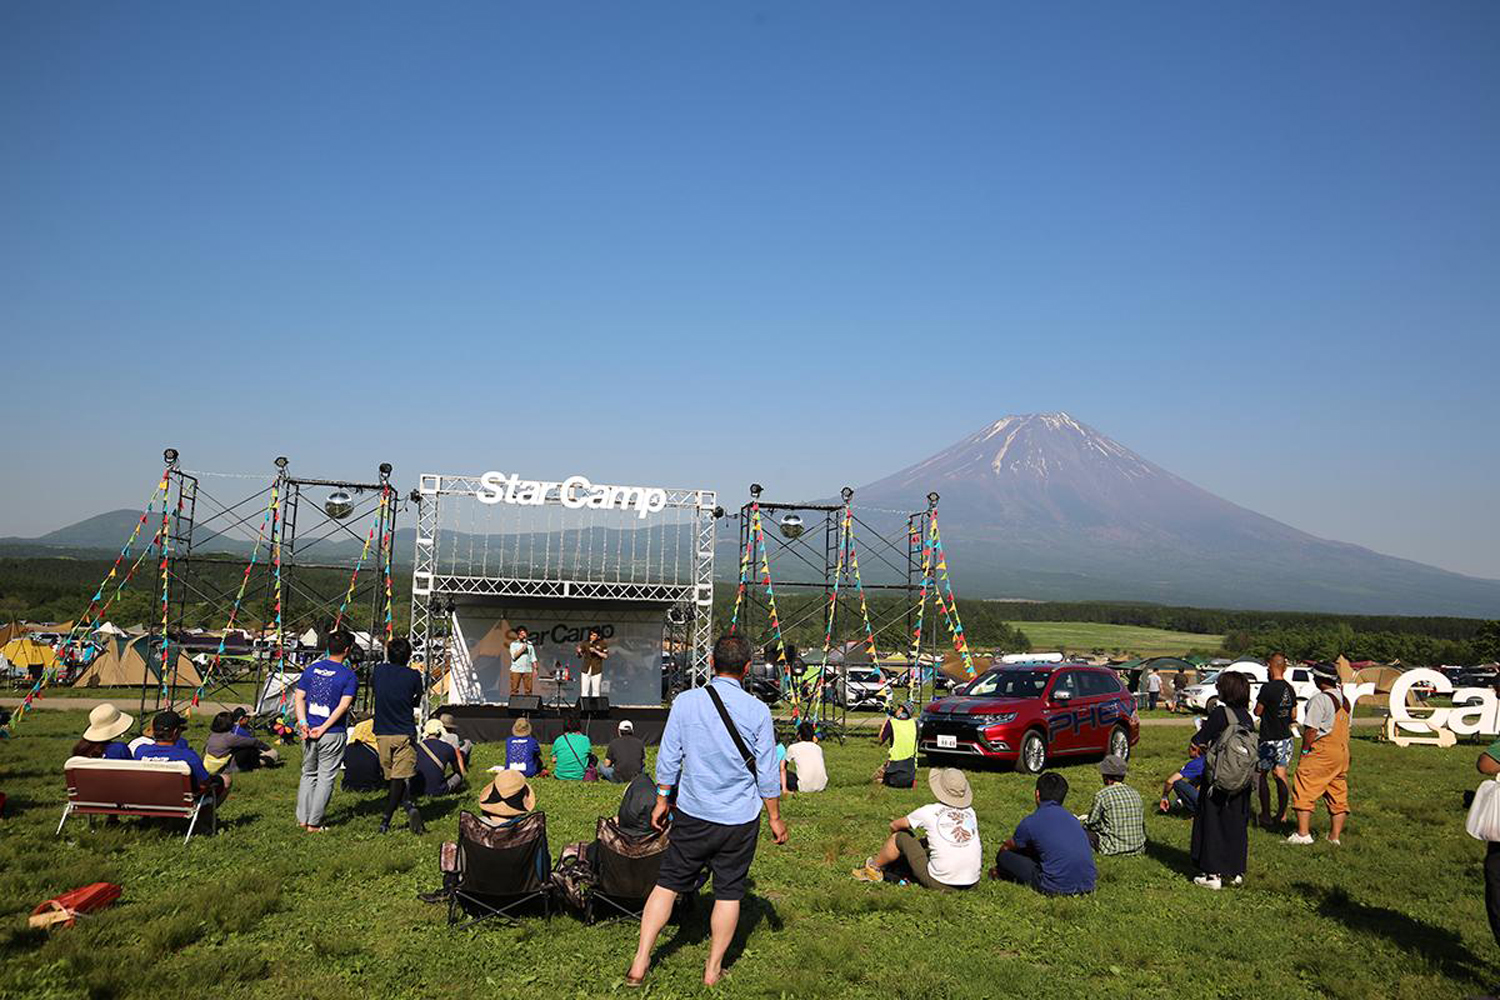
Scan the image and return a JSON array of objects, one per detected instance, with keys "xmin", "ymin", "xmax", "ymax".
[{"xmin": 854, "ymin": 413, "xmax": 1500, "ymax": 616}]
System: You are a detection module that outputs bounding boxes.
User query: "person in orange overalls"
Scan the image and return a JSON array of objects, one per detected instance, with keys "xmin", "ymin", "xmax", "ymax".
[{"xmin": 1287, "ymin": 662, "xmax": 1350, "ymax": 845}]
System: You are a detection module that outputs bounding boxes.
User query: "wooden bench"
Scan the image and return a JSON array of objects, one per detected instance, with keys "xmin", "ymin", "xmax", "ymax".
[{"xmin": 59, "ymin": 757, "xmax": 217, "ymax": 843}]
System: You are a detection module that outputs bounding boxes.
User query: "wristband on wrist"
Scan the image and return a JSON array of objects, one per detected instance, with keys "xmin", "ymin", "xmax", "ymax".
[{"xmin": 657, "ymin": 785, "xmax": 673, "ymax": 797}]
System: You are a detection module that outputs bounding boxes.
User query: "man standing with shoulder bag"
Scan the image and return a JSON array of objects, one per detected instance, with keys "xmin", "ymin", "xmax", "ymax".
[{"xmin": 626, "ymin": 634, "xmax": 787, "ymax": 988}]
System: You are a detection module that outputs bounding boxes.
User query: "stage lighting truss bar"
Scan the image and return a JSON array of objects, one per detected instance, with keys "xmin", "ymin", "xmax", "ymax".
[{"xmin": 427, "ymin": 574, "xmax": 697, "ymax": 604}]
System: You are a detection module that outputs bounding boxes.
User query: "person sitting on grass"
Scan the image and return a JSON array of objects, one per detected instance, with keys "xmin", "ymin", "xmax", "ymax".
[
  {"xmin": 875, "ymin": 702, "xmax": 918, "ymax": 788},
  {"xmin": 1080, "ymin": 755, "xmax": 1145, "ymax": 856},
  {"xmin": 135, "ymin": 709, "xmax": 230, "ymax": 806},
  {"xmin": 782, "ymin": 721, "xmax": 828, "ymax": 794},
  {"xmin": 73, "ymin": 704, "xmax": 135, "ymax": 760},
  {"xmin": 436, "ymin": 712, "xmax": 474, "ymax": 766},
  {"xmin": 551, "ymin": 712, "xmax": 594, "ymax": 780},
  {"xmin": 415, "ymin": 718, "xmax": 467, "ymax": 795},
  {"xmin": 203, "ymin": 710, "xmax": 278, "ymax": 774},
  {"xmin": 990, "ymin": 772, "xmax": 1095, "ymax": 895},
  {"xmin": 504, "ymin": 716, "xmax": 545, "ymax": 777},
  {"xmin": 1158, "ymin": 744, "xmax": 1205, "ymax": 814},
  {"xmin": 852, "ymin": 768, "xmax": 981, "ymax": 890},
  {"xmin": 600, "ymin": 719, "xmax": 646, "ymax": 783}
]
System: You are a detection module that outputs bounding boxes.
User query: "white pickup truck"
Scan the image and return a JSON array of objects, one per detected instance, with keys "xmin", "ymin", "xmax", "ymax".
[{"xmin": 1177, "ymin": 660, "xmax": 1321, "ymax": 721}]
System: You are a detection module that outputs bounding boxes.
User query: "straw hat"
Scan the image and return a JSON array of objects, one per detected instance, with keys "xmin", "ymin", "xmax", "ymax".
[
  {"xmin": 423, "ymin": 718, "xmax": 447, "ymax": 738},
  {"xmin": 480, "ymin": 771, "xmax": 536, "ymax": 819},
  {"xmin": 83, "ymin": 703, "xmax": 133, "ymax": 742},
  {"xmin": 512, "ymin": 717, "xmax": 532, "ymax": 737},
  {"xmin": 928, "ymin": 767, "xmax": 973, "ymax": 808}
]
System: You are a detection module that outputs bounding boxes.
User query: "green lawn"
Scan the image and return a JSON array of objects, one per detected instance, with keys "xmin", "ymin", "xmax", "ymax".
[
  {"xmin": 1, "ymin": 709, "xmax": 1494, "ymax": 999},
  {"xmin": 1017, "ymin": 620, "xmax": 1224, "ymax": 657}
]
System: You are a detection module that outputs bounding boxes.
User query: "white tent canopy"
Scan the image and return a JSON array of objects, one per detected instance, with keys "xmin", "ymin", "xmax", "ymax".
[{"xmin": 92, "ymin": 621, "xmax": 127, "ymax": 637}]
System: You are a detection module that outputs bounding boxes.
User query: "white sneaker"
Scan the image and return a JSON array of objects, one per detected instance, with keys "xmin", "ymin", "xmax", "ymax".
[
  {"xmin": 1286, "ymin": 833, "xmax": 1315, "ymax": 845},
  {"xmin": 1193, "ymin": 874, "xmax": 1222, "ymax": 890},
  {"xmin": 1327, "ymin": 839, "xmax": 1341, "ymax": 846}
]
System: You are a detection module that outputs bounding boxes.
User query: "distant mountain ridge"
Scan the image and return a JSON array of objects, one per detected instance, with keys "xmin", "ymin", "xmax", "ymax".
[
  {"xmin": 7, "ymin": 414, "xmax": 1499, "ymax": 616},
  {"xmin": 850, "ymin": 413, "xmax": 1500, "ymax": 616}
]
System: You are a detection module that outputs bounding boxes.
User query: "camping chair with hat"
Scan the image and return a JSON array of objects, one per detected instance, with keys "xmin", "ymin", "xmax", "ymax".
[{"xmin": 440, "ymin": 773, "xmax": 553, "ymax": 928}]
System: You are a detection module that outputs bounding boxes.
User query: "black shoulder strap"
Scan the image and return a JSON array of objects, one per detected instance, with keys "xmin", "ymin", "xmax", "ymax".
[{"xmin": 705, "ymin": 684, "xmax": 757, "ymax": 779}]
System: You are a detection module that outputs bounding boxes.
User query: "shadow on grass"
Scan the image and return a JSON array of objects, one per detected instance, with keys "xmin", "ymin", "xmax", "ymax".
[
  {"xmin": 1145, "ymin": 837, "xmax": 1196, "ymax": 877},
  {"xmin": 650, "ymin": 887, "xmax": 783, "ymax": 975},
  {"xmin": 1295, "ymin": 881, "xmax": 1493, "ymax": 987}
]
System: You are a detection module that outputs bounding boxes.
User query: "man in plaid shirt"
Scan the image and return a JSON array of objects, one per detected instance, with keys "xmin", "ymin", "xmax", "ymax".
[{"xmin": 1080, "ymin": 755, "xmax": 1146, "ymax": 856}]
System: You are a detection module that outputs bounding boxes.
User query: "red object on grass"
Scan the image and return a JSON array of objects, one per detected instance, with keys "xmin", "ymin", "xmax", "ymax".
[{"xmin": 29, "ymin": 882, "xmax": 122, "ymax": 929}]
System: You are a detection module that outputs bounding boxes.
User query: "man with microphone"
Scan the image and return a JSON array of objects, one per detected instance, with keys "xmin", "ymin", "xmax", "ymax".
[{"xmin": 508, "ymin": 625, "xmax": 537, "ymax": 698}]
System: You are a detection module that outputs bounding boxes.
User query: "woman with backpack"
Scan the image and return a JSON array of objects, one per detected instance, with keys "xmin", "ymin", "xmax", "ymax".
[{"xmin": 1188, "ymin": 670, "xmax": 1256, "ymax": 890}]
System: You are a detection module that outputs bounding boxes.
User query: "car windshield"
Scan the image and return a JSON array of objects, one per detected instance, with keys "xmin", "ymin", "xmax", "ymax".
[
  {"xmin": 846, "ymin": 669, "xmax": 879, "ymax": 683},
  {"xmin": 961, "ymin": 669, "xmax": 1051, "ymax": 699},
  {"xmin": 1197, "ymin": 671, "xmax": 1219, "ymax": 687}
]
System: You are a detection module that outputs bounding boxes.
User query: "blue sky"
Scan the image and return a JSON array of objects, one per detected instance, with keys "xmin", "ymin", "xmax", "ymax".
[{"xmin": 3, "ymin": 3, "xmax": 1498, "ymax": 578}]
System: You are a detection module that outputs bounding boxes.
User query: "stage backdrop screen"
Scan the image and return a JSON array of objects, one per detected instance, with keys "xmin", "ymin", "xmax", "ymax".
[{"xmin": 449, "ymin": 602, "xmax": 664, "ymax": 707}]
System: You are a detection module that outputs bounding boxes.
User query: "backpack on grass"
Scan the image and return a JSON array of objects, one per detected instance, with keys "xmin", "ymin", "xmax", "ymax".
[{"xmin": 1205, "ymin": 709, "xmax": 1257, "ymax": 795}]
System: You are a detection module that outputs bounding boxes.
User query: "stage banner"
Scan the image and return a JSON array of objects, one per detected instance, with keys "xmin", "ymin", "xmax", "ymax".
[{"xmin": 450, "ymin": 603, "xmax": 664, "ymax": 707}]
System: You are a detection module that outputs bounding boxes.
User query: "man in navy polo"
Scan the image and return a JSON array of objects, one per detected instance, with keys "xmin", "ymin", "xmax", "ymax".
[{"xmin": 990, "ymin": 772, "xmax": 1096, "ymax": 895}]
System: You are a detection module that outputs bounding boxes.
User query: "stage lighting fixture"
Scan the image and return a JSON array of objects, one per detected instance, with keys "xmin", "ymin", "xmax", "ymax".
[
  {"xmin": 324, "ymin": 490, "xmax": 354, "ymax": 519},
  {"xmin": 275, "ymin": 456, "xmax": 289, "ymax": 470},
  {"xmin": 379, "ymin": 462, "xmax": 392, "ymax": 478},
  {"xmin": 163, "ymin": 448, "xmax": 179, "ymax": 464},
  {"xmin": 779, "ymin": 514, "xmax": 804, "ymax": 539}
]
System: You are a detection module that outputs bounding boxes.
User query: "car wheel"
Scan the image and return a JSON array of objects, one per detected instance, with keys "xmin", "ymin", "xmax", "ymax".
[
  {"xmin": 1108, "ymin": 725, "xmax": 1131, "ymax": 760},
  {"xmin": 1018, "ymin": 730, "xmax": 1047, "ymax": 774}
]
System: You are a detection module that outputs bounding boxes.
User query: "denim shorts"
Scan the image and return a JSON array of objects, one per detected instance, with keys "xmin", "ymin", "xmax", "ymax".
[{"xmin": 1258, "ymin": 738, "xmax": 1294, "ymax": 770}]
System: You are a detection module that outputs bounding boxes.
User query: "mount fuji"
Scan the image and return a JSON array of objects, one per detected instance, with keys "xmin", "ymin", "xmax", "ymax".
[{"xmin": 852, "ymin": 413, "xmax": 1500, "ymax": 616}]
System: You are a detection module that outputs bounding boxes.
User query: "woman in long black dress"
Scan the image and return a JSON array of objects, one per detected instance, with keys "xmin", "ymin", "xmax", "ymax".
[{"xmin": 1189, "ymin": 670, "xmax": 1254, "ymax": 889}]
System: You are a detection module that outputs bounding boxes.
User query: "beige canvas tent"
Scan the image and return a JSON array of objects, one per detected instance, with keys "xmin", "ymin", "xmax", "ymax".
[
  {"xmin": 72, "ymin": 636, "xmax": 202, "ymax": 689},
  {"xmin": 940, "ymin": 650, "xmax": 994, "ymax": 684}
]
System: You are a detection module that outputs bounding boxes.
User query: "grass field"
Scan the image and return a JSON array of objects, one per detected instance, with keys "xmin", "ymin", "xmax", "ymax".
[
  {"xmin": 1, "ymin": 709, "xmax": 1494, "ymax": 1000},
  {"xmin": 1017, "ymin": 621, "xmax": 1225, "ymax": 657}
]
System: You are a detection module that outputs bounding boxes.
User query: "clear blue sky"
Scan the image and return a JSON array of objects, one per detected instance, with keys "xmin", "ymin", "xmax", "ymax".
[{"xmin": 3, "ymin": 3, "xmax": 1497, "ymax": 578}]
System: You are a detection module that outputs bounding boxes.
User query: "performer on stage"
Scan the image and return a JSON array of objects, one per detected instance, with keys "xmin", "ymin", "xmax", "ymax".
[
  {"xmin": 509, "ymin": 626, "xmax": 537, "ymax": 697},
  {"xmin": 577, "ymin": 628, "xmax": 610, "ymax": 699}
]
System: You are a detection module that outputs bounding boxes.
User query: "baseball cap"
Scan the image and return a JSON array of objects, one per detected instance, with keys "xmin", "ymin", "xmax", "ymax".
[
  {"xmin": 618, "ymin": 719, "xmax": 634, "ymax": 734},
  {"xmin": 152, "ymin": 709, "xmax": 186, "ymax": 735}
]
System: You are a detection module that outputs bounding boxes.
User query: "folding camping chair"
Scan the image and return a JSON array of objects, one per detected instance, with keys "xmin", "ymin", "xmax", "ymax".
[
  {"xmin": 447, "ymin": 810, "xmax": 554, "ymax": 929},
  {"xmin": 586, "ymin": 816, "xmax": 679, "ymax": 924}
]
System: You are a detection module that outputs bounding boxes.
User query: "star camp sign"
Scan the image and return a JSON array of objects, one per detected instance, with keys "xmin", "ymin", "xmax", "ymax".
[
  {"xmin": 477, "ymin": 472, "xmax": 668, "ymax": 519},
  {"xmin": 1386, "ymin": 667, "xmax": 1500, "ymax": 739}
]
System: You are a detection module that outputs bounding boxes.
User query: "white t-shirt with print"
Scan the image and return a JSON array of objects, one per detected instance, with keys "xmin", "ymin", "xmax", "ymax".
[
  {"xmin": 509, "ymin": 640, "xmax": 536, "ymax": 674},
  {"xmin": 783, "ymin": 741, "xmax": 828, "ymax": 792},
  {"xmin": 905, "ymin": 802, "xmax": 982, "ymax": 886}
]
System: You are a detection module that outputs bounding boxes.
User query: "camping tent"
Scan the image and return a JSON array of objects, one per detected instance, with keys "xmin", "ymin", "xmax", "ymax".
[
  {"xmin": 1, "ymin": 638, "xmax": 59, "ymax": 672},
  {"xmin": 255, "ymin": 671, "xmax": 302, "ymax": 714},
  {"xmin": 71, "ymin": 636, "xmax": 202, "ymax": 689},
  {"xmin": 93, "ymin": 621, "xmax": 127, "ymax": 637}
]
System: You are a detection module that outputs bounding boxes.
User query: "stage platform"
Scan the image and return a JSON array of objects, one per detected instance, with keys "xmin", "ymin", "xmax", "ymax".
[{"xmin": 438, "ymin": 703, "xmax": 669, "ymax": 746}]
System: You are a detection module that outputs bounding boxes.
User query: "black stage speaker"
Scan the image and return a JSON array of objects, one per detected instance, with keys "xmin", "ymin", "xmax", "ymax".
[
  {"xmin": 579, "ymin": 696, "xmax": 610, "ymax": 714},
  {"xmin": 508, "ymin": 695, "xmax": 542, "ymax": 713}
]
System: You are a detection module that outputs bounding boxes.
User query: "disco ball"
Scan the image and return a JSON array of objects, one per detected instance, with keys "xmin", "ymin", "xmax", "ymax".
[
  {"xmin": 324, "ymin": 490, "xmax": 354, "ymax": 519},
  {"xmin": 779, "ymin": 514, "xmax": 804, "ymax": 539}
]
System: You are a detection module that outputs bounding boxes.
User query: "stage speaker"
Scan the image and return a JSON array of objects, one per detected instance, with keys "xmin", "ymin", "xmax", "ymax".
[
  {"xmin": 508, "ymin": 695, "xmax": 542, "ymax": 713},
  {"xmin": 579, "ymin": 696, "xmax": 610, "ymax": 714}
]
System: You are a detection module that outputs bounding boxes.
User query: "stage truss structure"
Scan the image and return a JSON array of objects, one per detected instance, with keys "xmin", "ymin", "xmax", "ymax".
[
  {"xmin": 153, "ymin": 455, "xmax": 401, "ymax": 719},
  {"xmin": 731, "ymin": 486, "xmax": 937, "ymax": 739},
  {"xmin": 409, "ymin": 473, "xmax": 718, "ymax": 715}
]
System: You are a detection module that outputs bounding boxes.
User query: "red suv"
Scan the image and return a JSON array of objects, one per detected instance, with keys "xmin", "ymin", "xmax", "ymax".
[{"xmin": 918, "ymin": 664, "xmax": 1139, "ymax": 773}]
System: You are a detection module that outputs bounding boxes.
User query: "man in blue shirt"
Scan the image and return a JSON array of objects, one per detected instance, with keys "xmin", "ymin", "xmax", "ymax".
[
  {"xmin": 134, "ymin": 709, "xmax": 230, "ymax": 804},
  {"xmin": 990, "ymin": 772, "xmax": 1096, "ymax": 895},
  {"xmin": 1159, "ymin": 744, "xmax": 1205, "ymax": 814},
  {"xmin": 371, "ymin": 636, "xmax": 426, "ymax": 835},
  {"xmin": 293, "ymin": 629, "xmax": 359, "ymax": 831},
  {"xmin": 626, "ymin": 635, "xmax": 788, "ymax": 988}
]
